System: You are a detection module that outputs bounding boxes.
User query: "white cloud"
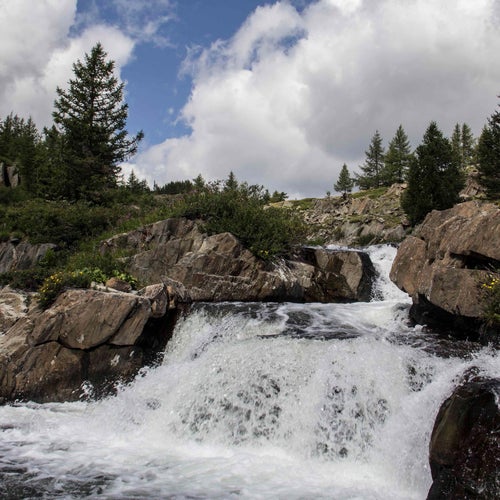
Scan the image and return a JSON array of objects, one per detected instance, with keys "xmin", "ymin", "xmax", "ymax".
[
  {"xmin": 134, "ymin": 0, "xmax": 500, "ymax": 198},
  {"xmin": 0, "ymin": 1, "xmax": 136, "ymax": 130}
]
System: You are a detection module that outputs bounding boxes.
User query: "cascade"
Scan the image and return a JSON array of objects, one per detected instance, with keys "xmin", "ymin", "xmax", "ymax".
[{"xmin": 0, "ymin": 245, "xmax": 498, "ymax": 499}]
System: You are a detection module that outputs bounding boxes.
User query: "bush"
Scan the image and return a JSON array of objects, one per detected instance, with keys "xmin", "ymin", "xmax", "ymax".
[
  {"xmin": 37, "ymin": 270, "xmax": 93, "ymax": 308},
  {"xmin": 175, "ymin": 182, "xmax": 306, "ymax": 259},
  {"xmin": 481, "ymin": 274, "xmax": 500, "ymax": 326},
  {"xmin": 37, "ymin": 267, "xmax": 138, "ymax": 309}
]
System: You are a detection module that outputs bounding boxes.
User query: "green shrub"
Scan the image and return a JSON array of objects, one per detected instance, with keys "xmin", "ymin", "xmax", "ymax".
[
  {"xmin": 481, "ymin": 274, "xmax": 500, "ymax": 326},
  {"xmin": 175, "ymin": 183, "xmax": 306, "ymax": 259},
  {"xmin": 37, "ymin": 270, "xmax": 93, "ymax": 308},
  {"xmin": 37, "ymin": 266, "xmax": 138, "ymax": 309}
]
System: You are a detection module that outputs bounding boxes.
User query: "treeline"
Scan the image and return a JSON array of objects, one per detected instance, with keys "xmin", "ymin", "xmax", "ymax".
[{"xmin": 334, "ymin": 100, "xmax": 500, "ymax": 224}]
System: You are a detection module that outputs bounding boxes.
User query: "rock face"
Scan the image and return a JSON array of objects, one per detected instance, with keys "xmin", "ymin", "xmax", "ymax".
[
  {"xmin": 427, "ymin": 375, "xmax": 500, "ymax": 499},
  {"xmin": 0, "ymin": 240, "xmax": 57, "ymax": 274},
  {"xmin": 298, "ymin": 183, "xmax": 408, "ymax": 246},
  {"xmin": 0, "ymin": 283, "xmax": 188, "ymax": 403},
  {"xmin": 0, "ymin": 162, "xmax": 20, "ymax": 188},
  {"xmin": 100, "ymin": 218, "xmax": 375, "ymax": 302},
  {"xmin": 390, "ymin": 201, "xmax": 500, "ymax": 340}
]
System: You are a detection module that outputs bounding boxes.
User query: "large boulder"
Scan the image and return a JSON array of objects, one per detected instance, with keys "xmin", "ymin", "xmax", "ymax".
[
  {"xmin": 0, "ymin": 283, "xmax": 189, "ymax": 403},
  {"xmin": 100, "ymin": 218, "xmax": 375, "ymax": 302},
  {"xmin": 427, "ymin": 375, "xmax": 500, "ymax": 499},
  {"xmin": 390, "ymin": 201, "xmax": 500, "ymax": 340}
]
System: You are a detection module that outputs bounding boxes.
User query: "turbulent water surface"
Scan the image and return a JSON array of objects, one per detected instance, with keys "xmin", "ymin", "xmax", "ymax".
[{"xmin": 0, "ymin": 245, "xmax": 498, "ymax": 499}]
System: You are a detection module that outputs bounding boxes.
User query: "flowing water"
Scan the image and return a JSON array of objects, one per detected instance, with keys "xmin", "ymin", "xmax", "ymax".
[{"xmin": 0, "ymin": 245, "xmax": 498, "ymax": 499}]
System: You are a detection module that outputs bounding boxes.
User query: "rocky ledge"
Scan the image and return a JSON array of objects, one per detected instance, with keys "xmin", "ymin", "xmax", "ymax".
[
  {"xmin": 100, "ymin": 217, "xmax": 376, "ymax": 303},
  {"xmin": 0, "ymin": 282, "xmax": 187, "ymax": 403},
  {"xmin": 390, "ymin": 201, "xmax": 500, "ymax": 342}
]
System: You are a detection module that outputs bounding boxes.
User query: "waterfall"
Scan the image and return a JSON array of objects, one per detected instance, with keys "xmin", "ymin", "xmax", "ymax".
[{"xmin": 0, "ymin": 245, "xmax": 498, "ymax": 499}]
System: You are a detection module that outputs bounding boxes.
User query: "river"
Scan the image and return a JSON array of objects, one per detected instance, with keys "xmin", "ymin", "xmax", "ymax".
[{"xmin": 0, "ymin": 245, "xmax": 498, "ymax": 499}]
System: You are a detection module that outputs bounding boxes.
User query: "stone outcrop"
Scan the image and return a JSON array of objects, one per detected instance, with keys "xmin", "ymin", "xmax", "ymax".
[
  {"xmin": 390, "ymin": 201, "xmax": 500, "ymax": 341},
  {"xmin": 0, "ymin": 282, "xmax": 189, "ymax": 403},
  {"xmin": 427, "ymin": 375, "xmax": 500, "ymax": 499},
  {"xmin": 296, "ymin": 183, "xmax": 408, "ymax": 246},
  {"xmin": 100, "ymin": 218, "xmax": 375, "ymax": 302},
  {"xmin": 0, "ymin": 162, "xmax": 20, "ymax": 188},
  {"xmin": 0, "ymin": 240, "xmax": 57, "ymax": 274}
]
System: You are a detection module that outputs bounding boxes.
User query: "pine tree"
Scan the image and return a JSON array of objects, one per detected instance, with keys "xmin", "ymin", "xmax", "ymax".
[
  {"xmin": 356, "ymin": 130, "xmax": 385, "ymax": 189},
  {"xmin": 461, "ymin": 123, "xmax": 475, "ymax": 168},
  {"xmin": 224, "ymin": 171, "xmax": 239, "ymax": 191},
  {"xmin": 53, "ymin": 42, "xmax": 143, "ymax": 199},
  {"xmin": 451, "ymin": 122, "xmax": 476, "ymax": 170},
  {"xmin": 477, "ymin": 97, "xmax": 500, "ymax": 198},
  {"xmin": 402, "ymin": 121, "xmax": 464, "ymax": 224},
  {"xmin": 334, "ymin": 163, "xmax": 354, "ymax": 197},
  {"xmin": 381, "ymin": 125, "xmax": 412, "ymax": 185}
]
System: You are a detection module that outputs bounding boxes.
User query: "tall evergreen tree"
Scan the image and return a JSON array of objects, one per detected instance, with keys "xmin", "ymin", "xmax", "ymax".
[
  {"xmin": 381, "ymin": 125, "xmax": 412, "ymax": 185},
  {"xmin": 402, "ymin": 121, "xmax": 464, "ymax": 224},
  {"xmin": 451, "ymin": 122, "xmax": 476, "ymax": 170},
  {"xmin": 334, "ymin": 163, "xmax": 354, "ymax": 197},
  {"xmin": 477, "ymin": 97, "xmax": 500, "ymax": 198},
  {"xmin": 356, "ymin": 130, "xmax": 385, "ymax": 189},
  {"xmin": 52, "ymin": 42, "xmax": 143, "ymax": 199}
]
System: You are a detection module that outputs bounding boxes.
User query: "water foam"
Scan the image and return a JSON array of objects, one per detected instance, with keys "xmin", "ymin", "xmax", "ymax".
[{"xmin": 0, "ymin": 245, "xmax": 497, "ymax": 499}]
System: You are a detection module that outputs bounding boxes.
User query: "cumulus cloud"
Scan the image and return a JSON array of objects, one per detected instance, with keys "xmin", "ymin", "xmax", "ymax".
[
  {"xmin": 0, "ymin": 0, "xmax": 170, "ymax": 129},
  {"xmin": 134, "ymin": 0, "xmax": 500, "ymax": 198}
]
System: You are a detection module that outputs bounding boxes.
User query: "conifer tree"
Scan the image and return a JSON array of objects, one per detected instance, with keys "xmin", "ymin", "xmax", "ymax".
[
  {"xmin": 402, "ymin": 121, "xmax": 464, "ymax": 224},
  {"xmin": 381, "ymin": 125, "xmax": 412, "ymax": 185},
  {"xmin": 334, "ymin": 163, "xmax": 354, "ymax": 197},
  {"xmin": 52, "ymin": 42, "xmax": 143, "ymax": 199},
  {"xmin": 356, "ymin": 130, "xmax": 385, "ymax": 189},
  {"xmin": 451, "ymin": 122, "xmax": 476, "ymax": 170},
  {"xmin": 477, "ymin": 97, "xmax": 500, "ymax": 198}
]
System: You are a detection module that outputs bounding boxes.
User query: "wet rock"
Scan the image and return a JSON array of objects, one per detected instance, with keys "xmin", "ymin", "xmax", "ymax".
[
  {"xmin": 390, "ymin": 201, "xmax": 500, "ymax": 341},
  {"xmin": 427, "ymin": 376, "xmax": 500, "ymax": 499},
  {"xmin": 0, "ymin": 286, "xmax": 187, "ymax": 403}
]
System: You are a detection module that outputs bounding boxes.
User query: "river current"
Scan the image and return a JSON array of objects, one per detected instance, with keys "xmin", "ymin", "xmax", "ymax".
[{"xmin": 0, "ymin": 245, "xmax": 498, "ymax": 499}]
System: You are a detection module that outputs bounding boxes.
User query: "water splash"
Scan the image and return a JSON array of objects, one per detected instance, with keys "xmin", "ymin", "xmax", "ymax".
[{"xmin": 0, "ymin": 245, "xmax": 497, "ymax": 499}]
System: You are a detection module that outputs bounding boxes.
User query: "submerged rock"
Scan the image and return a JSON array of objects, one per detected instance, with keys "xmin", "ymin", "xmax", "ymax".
[{"xmin": 428, "ymin": 375, "xmax": 500, "ymax": 499}]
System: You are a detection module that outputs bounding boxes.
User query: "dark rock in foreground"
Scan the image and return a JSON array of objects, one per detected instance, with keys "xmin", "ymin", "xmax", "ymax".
[{"xmin": 427, "ymin": 375, "xmax": 500, "ymax": 499}]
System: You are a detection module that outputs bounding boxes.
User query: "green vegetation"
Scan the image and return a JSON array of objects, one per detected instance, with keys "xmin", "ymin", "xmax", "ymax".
[
  {"xmin": 37, "ymin": 268, "xmax": 137, "ymax": 309},
  {"xmin": 451, "ymin": 122, "xmax": 475, "ymax": 170},
  {"xmin": 52, "ymin": 43, "xmax": 143, "ymax": 199},
  {"xmin": 334, "ymin": 164, "xmax": 354, "ymax": 197},
  {"xmin": 382, "ymin": 125, "xmax": 413, "ymax": 184},
  {"xmin": 356, "ymin": 130, "xmax": 385, "ymax": 190},
  {"xmin": 481, "ymin": 274, "xmax": 500, "ymax": 327},
  {"xmin": 174, "ymin": 174, "xmax": 306, "ymax": 260},
  {"xmin": 402, "ymin": 122, "xmax": 464, "ymax": 224},
  {"xmin": 477, "ymin": 96, "xmax": 500, "ymax": 199}
]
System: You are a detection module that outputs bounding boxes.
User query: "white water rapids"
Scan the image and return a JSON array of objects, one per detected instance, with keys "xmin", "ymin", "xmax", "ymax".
[{"xmin": 0, "ymin": 245, "xmax": 498, "ymax": 499}]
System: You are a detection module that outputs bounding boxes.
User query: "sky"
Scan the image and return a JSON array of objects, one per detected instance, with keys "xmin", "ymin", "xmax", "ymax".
[{"xmin": 0, "ymin": 0, "xmax": 499, "ymax": 198}]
